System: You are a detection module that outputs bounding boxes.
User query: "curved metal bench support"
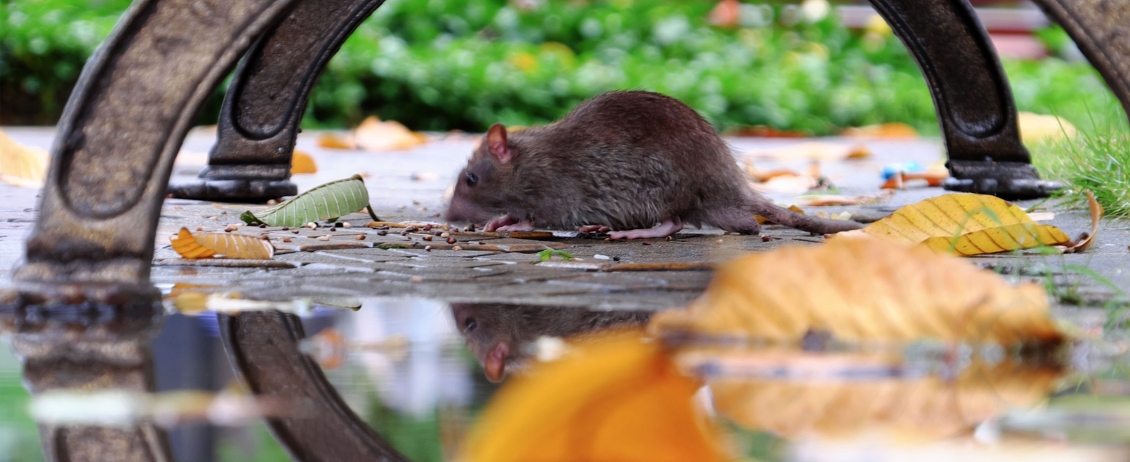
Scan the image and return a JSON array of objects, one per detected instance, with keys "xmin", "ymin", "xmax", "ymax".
[
  {"xmin": 1031, "ymin": 0, "xmax": 1130, "ymax": 121},
  {"xmin": 869, "ymin": 0, "xmax": 1059, "ymax": 199},
  {"xmin": 10, "ymin": 0, "xmax": 297, "ymax": 303},
  {"xmin": 168, "ymin": 0, "xmax": 388, "ymax": 201},
  {"xmin": 219, "ymin": 311, "xmax": 408, "ymax": 462}
]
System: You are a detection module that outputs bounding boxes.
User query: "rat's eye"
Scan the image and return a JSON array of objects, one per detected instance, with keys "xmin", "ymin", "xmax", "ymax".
[
  {"xmin": 463, "ymin": 318, "xmax": 478, "ymax": 333},
  {"xmin": 465, "ymin": 172, "xmax": 479, "ymax": 186}
]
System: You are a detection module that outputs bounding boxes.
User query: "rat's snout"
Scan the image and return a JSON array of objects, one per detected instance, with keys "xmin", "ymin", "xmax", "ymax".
[{"xmin": 445, "ymin": 194, "xmax": 495, "ymax": 224}]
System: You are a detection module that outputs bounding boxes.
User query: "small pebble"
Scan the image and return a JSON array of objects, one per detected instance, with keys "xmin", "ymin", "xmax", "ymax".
[
  {"xmin": 195, "ymin": 226, "xmax": 203, "ymax": 231},
  {"xmin": 318, "ymin": 235, "xmax": 331, "ymax": 241},
  {"xmin": 423, "ymin": 235, "xmax": 433, "ymax": 241},
  {"xmin": 447, "ymin": 237, "xmax": 457, "ymax": 244},
  {"xmin": 343, "ymin": 222, "xmax": 352, "ymax": 229},
  {"xmin": 282, "ymin": 238, "xmax": 292, "ymax": 243},
  {"xmin": 452, "ymin": 245, "xmax": 463, "ymax": 251},
  {"xmin": 356, "ymin": 234, "xmax": 366, "ymax": 240},
  {"xmin": 594, "ymin": 254, "xmax": 611, "ymax": 260},
  {"xmin": 409, "ymin": 276, "xmax": 423, "ymax": 283},
  {"xmin": 378, "ymin": 230, "xmax": 388, "ymax": 236},
  {"xmin": 424, "ymin": 245, "xmax": 433, "ymax": 251}
]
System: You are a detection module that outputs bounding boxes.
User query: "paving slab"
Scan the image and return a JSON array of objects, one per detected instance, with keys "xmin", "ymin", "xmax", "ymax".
[{"xmin": 1, "ymin": 126, "xmax": 1126, "ymax": 311}]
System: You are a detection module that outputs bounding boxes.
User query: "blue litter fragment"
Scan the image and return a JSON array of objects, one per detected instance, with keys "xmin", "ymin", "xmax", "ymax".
[{"xmin": 881, "ymin": 161, "xmax": 924, "ymax": 180}]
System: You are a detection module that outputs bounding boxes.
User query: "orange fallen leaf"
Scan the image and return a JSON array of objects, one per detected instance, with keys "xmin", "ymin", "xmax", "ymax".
[
  {"xmin": 462, "ymin": 329, "xmax": 727, "ymax": 462},
  {"xmin": 649, "ymin": 235, "xmax": 1067, "ymax": 345},
  {"xmin": 316, "ymin": 132, "xmax": 356, "ymax": 150},
  {"xmin": 353, "ymin": 116, "xmax": 428, "ymax": 152},
  {"xmin": 170, "ymin": 227, "xmax": 274, "ymax": 260},
  {"xmin": 1068, "ymin": 190, "xmax": 1103, "ymax": 253},
  {"xmin": 840, "ymin": 122, "xmax": 920, "ymax": 139},
  {"xmin": 744, "ymin": 160, "xmax": 800, "ymax": 183},
  {"xmin": 843, "ymin": 193, "xmax": 1097, "ymax": 256},
  {"xmin": 0, "ymin": 128, "xmax": 49, "ymax": 188},
  {"xmin": 290, "ymin": 149, "xmax": 317, "ymax": 174}
]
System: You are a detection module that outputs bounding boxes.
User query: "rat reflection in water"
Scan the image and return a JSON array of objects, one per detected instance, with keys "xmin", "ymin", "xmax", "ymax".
[{"xmin": 451, "ymin": 304, "xmax": 651, "ymax": 382}]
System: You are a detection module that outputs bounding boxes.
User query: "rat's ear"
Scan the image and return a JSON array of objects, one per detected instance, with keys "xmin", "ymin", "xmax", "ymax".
[
  {"xmin": 483, "ymin": 342, "xmax": 509, "ymax": 383},
  {"xmin": 487, "ymin": 123, "xmax": 512, "ymax": 164}
]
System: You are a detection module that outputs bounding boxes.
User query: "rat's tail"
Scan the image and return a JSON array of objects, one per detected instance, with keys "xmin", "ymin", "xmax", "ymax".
[{"xmin": 756, "ymin": 200, "xmax": 863, "ymax": 234}]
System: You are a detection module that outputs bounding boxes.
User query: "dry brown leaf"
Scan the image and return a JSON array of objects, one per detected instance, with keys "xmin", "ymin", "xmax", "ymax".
[
  {"xmin": 0, "ymin": 128, "xmax": 49, "ymax": 187},
  {"xmin": 1018, "ymin": 112, "xmax": 1077, "ymax": 144},
  {"xmin": 678, "ymin": 350, "xmax": 1060, "ymax": 440},
  {"xmin": 649, "ymin": 235, "xmax": 1066, "ymax": 345},
  {"xmin": 353, "ymin": 116, "xmax": 428, "ymax": 152},
  {"xmin": 1068, "ymin": 191, "xmax": 1103, "ymax": 253},
  {"xmin": 462, "ymin": 330, "xmax": 727, "ymax": 462},
  {"xmin": 747, "ymin": 142, "xmax": 871, "ymax": 161},
  {"xmin": 840, "ymin": 122, "xmax": 920, "ymax": 139},
  {"xmin": 170, "ymin": 227, "xmax": 274, "ymax": 260},
  {"xmin": 316, "ymin": 132, "xmax": 357, "ymax": 150},
  {"xmin": 290, "ymin": 149, "xmax": 317, "ymax": 174},
  {"xmin": 846, "ymin": 193, "xmax": 1085, "ymax": 256}
]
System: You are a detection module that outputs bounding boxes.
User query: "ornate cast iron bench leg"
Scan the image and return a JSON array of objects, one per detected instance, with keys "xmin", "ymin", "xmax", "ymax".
[
  {"xmin": 168, "ymin": 0, "xmax": 388, "ymax": 202},
  {"xmin": 220, "ymin": 312, "xmax": 409, "ymax": 461},
  {"xmin": 869, "ymin": 0, "xmax": 1060, "ymax": 200}
]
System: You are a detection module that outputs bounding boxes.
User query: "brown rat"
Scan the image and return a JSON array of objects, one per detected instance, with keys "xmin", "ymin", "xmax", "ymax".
[
  {"xmin": 451, "ymin": 303, "xmax": 651, "ymax": 382},
  {"xmin": 444, "ymin": 90, "xmax": 862, "ymax": 238}
]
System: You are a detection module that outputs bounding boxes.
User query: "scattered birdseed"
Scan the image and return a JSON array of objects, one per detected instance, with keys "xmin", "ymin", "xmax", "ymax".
[
  {"xmin": 356, "ymin": 235, "xmax": 366, "ymax": 240},
  {"xmin": 447, "ymin": 237, "xmax": 457, "ymax": 244}
]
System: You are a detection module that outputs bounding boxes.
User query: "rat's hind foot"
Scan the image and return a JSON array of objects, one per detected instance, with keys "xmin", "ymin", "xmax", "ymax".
[
  {"xmin": 578, "ymin": 225, "xmax": 611, "ymax": 234},
  {"xmin": 497, "ymin": 221, "xmax": 535, "ymax": 232},
  {"xmin": 609, "ymin": 217, "xmax": 683, "ymax": 240}
]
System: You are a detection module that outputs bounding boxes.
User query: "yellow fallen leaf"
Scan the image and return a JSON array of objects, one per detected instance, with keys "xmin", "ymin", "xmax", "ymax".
[
  {"xmin": 848, "ymin": 193, "xmax": 1083, "ymax": 255},
  {"xmin": 462, "ymin": 329, "xmax": 727, "ymax": 462},
  {"xmin": 170, "ymin": 227, "xmax": 274, "ymax": 260},
  {"xmin": 316, "ymin": 132, "xmax": 356, "ymax": 150},
  {"xmin": 290, "ymin": 149, "xmax": 317, "ymax": 174},
  {"xmin": 0, "ymin": 128, "xmax": 49, "ymax": 187},
  {"xmin": 746, "ymin": 142, "xmax": 871, "ymax": 161},
  {"xmin": 840, "ymin": 122, "xmax": 920, "ymax": 139},
  {"xmin": 1018, "ymin": 112, "xmax": 1077, "ymax": 144},
  {"xmin": 676, "ymin": 350, "xmax": 1059, "ymax": 440},
  {"xmin": 353, "ymin": 116, "xmax": 428, "ymax": 152},
  {"xmin": 649, "ymin": 235, "xmax": 1066, "ymax": 345}
]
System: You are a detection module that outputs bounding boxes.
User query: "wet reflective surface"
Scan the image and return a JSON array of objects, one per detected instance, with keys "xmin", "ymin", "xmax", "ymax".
[{"xmin": 4, "ymin": 293, "xmax": 1130, "ymax": 461}]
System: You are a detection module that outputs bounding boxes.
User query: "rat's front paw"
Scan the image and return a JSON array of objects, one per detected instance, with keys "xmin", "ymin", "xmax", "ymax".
[
  {"xmin": 578, "ymin": 225, "xmax": 611, "ymax": 234},
  {"xmin": 497, "ymin": 221, "xmax": 535, "ymax": 232},
  {"xmin": 485, "ymin": 215, "xmax": 519, "ymax": 232}
]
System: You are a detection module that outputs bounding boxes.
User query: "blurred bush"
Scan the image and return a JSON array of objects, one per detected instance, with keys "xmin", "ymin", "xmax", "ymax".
[{"xmin": 0, "ymin": 0, "xmax": 1120, "ymax": 135}]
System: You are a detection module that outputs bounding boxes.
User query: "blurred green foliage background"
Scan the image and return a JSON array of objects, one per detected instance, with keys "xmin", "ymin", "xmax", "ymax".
[{"xmin": 0, "ymin": 0, "xmax": 1120, "ymax": 134}]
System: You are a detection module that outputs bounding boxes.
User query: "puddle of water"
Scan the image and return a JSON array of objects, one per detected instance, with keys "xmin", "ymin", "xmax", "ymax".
[{"xmin": 4, "ymin": 295, "xmax": 1130, "ymax": 461}]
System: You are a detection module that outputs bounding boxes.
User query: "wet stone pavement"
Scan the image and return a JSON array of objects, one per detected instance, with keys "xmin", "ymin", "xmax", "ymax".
[{"xmin": 2, "ymin": 126, "xmax": 1130, "ymax": 311}]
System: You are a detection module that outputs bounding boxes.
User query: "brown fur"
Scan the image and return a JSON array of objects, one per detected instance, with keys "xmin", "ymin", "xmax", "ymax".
[{"xmin": 445, "ymin": 91, "xmax": 862, "ymax": 234}]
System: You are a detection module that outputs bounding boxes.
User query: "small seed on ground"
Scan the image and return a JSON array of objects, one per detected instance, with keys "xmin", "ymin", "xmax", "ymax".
[
  {"xmin": 221, "ymin": 211, "xmax": 227, "ymax": 215},
  {"xmin": 412, "ymin": 200, "xmax": 421, "ymax": 205},
  {"xmin": 424, "ymin": 245, "xmax": 432, "ymax": 251},
  {"xmin": 452, "ymin": 245, "xmax": 463, "ymax": 251},
  {"xmin": 410, "ymin": 276, "xmax": 423, "ymax": 282},
  {"xmin": 762, "ymin": 236, "xmax": 772, "ymax": 242},
  {"xmin": 267, "ymin": 199, "xmax": 278, "ymax": 205},
  {"xmin": 282, "ymin": 227, "xmax": 289, "ymax": 231},
  {"xmin": 441, "ymin": 232, "xmax": 450, "ymax": 238},
  {"xmin": 716, "ymin": 239, "xmax": 724, "ymax": 244},
  {"xmin": 446, "ymin": 237, "xmax": 456, "ymax": 244},
  {"xmin": 423, "ymin": 235, "xmax": 433, "ymax": 241},
  {"xmin": 594, "ymin": 254, "xmax": 610, "ymax": 260},
  {"xmin": 318, "ymin": 235, "xmax": 331, "ymax": 241},
  {"xmin": 305, "ymin": 222, "xmax": 317, "ymax": 229},
  {"xmin": 434, "ymin": 231, "xmax": 443, "ymax": 236},
  {"xmin": 292, "ymin": 230, "xmax": 300, "ymax": 234},
  {"xmin": 378, "ymin": 230, "xmax": 388, "ymax": 236},
  {"xmin": 613, "ymin": 256, "xmax": 620, "ymax": 261},
  {"xmin": 424, "ymin": 224, "xmax": 433, "ymax": 231},
  {"xmin": 356, "ymin": 234, "xmax": 366, "ymax": 240},
  {"xmin": 195, "ymin": 226, "xmax": 203, "ymax": 231},
  {"xmin": 442, "ymin": 224, "xmax": 450, "ymax": 231},
  {"xmin": 665, "ymin": 236, "xmax": 672, "ymax": 241},
  {"xmin": 642, "ymin": 241, "xmax": 651, "ymax": 246},
  {"xmin": 330, "ymin": 228, "xmax": 337, "ymax": 232},
  {"xmin": 433, "ymin": 213, "xmax": 441, "ymax": 218},
  {"xmin": 343, "ymin": 222, "xmax": 352, "ymax": 228},
  {"xmin": 209, "ymin": 216, "xmax": 218, "ymax": 220},
  {"xmin": 259, "ymin": 224, "xmax": 266, "ymax": 228},
  {"xmin": 282, "ymin": 238, "xmax": 291, "ymax": 243}
]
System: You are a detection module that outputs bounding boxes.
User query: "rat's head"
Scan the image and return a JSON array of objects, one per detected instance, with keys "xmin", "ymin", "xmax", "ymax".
[
  {"xmin": 444, "ymin": 123, "xmax": 518, "ymax": 225},
  {"xmin": 451, "ymin": 303, "xmax": 516, "ymax": 383}
]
